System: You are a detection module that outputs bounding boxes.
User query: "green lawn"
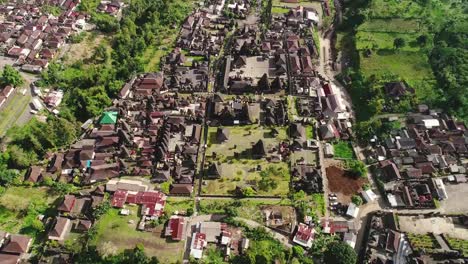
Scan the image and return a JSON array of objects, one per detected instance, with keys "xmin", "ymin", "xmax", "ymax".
[
  {"xmin": 183, "ymin": 55, "xmax": 206, "ymax": 67},
  {"xmin": 360, "ymin": 51, "xmax": 434, "ymax": 81},
  {"xmin": 272, "ymin": 6, "xmax": 289, "ymax": 14},
  {"xmin": 165, "ymin": 197, "xmax": 194, "ymax": 215},
  {"xmin": 91, "ymin": 207, "xmax": 185, "ymax": 262},
  {"xmin": 306, "ymin": 125, "xmax": 314, "ymax": 139},
  {"xmin": 332, "ymin": 141, "xmax": 354, "ymax": 159},
  {"xmin": 0, "ymin": 186, "xmax": 59, "ymax": 238},
  {"xmin": 0, "ymin": 91, "xmax": 31, "ymax": 136}
]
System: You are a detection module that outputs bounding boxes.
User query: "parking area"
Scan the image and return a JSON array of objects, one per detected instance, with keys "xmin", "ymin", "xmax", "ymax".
[
  {"xmin": 398, "ymin": 215, "xmax": 468, "ymax": 240},
  {"xmin": 439, "ymin": 183, "xmax": 468, "ymax": 214}
]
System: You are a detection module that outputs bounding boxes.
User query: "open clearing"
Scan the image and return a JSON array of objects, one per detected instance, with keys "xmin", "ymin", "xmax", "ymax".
[
  {"xmin": 92, "ymin": 207, "xmax": 184, "ymax": 263},
  {"xmin": 398, "ymin": 216, "xmax": 468, "ymax": 240},
  {"xmin": 326, "ymin": 165, "xmax": 367, "ymax": 202},
  {"xmin": 64, "ymin": 33, "xmax": 108, "ymax": 64},
  {"xmin": 359, "ymin": 51, "xmax": 434, "ymax": 81},
  {"xmin": 0, "ymin": 90, "xmax": 31, "ymax": 136},
  {"xmin": 0, "ymin": 186, "xmax": 58, "ymax": 234}
]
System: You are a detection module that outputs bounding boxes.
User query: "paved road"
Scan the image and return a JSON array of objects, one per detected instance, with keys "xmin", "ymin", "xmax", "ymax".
[{"xmin": 317, "ymin": 141, "xmax": 330, "ymax": 218}]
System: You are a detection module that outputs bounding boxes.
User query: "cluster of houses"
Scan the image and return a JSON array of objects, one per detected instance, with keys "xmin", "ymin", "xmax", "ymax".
[
  {"xmin": 209, "ymin": 95, "xmax": 287, "ymax": 126},
  {"xmin": 218, "ymin": 5, "xmax": 320, "ymax": 94},
  {"xmin": 0, "ymin": 0, "xmax": 87, "ymax": 72},
  {"xmin": 27, "ymin": 72, "xmax": 206, "ymax": 196},
  {"xmin": 46, "ymin": 186, "xmax": 106, "ymax": 244},
  {"xmin": 362, "ymin": 212, "xmax": 415, "ymax": 263},
  {"xmin": 108, "ymin": 178, "xmax": 167, "ymax": 230},
  {"xmin": 368, "ymin": 106, "xmax": 468, "ymax": 209},
  {"xmin": 0, "ymin": 231, "xmax": 32, "ymax": 263},
  {"xmin": 190, "ymin": 221, "xmax": 250, "ymax": 260}
]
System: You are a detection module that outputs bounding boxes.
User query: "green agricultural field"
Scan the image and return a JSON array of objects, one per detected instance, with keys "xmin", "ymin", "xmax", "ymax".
[
  {"xmin": 91, "ymin": 207, "xmax": 185, "ymax": 262},
  {"xmin": 358, "ymin": 19, "xmax": 421, "ymax": 33},
  {"xmin": 366, "ymin": 0, "xmax": 427, "ymax": 19},
  {"xmin": 447, "ymin": 236, "xmax": 468, "ymax": 257},
  {"xmin": 359, "ymin": 51, "xmax": 434, "ymax": 82},
  {"xmin": 356, "ymin": 31, "xmax": 423, "ymax": 52},
  {"xmin": 332, "ymin": 141, "xmax": 354, "ymax": 159},
  {"xmin": 407, "ymin": 233, "xmax": 439, "ymax": 253},
  {"xmin": 0, "ymin": 186, "xmax": 59, "ymax": 237}
]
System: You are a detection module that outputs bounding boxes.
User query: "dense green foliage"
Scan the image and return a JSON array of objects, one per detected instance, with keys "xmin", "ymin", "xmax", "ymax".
[
  {"xmin": 2, "ymin": 65, "xmax": 23, "ymax": 87},
  {"xmin": 429, "ymin": 21, "xmax": 468, "ymax": 120},
  {"xmin": 323, "ymin": 242, "xmax": 357, "ymax": 264},
  {"xmin": 345, "ymin": 160, "xmax": 367, "ymax": 178},
  {"xmin": 3, "ymin": 117, "xmax": 78, "ymax": 169},
  {"xmin": 351, "ymin": 195, "xmax": 363, "ymax": 206}
]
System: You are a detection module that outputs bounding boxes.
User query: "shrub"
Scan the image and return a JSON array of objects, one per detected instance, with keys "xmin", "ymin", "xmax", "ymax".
[{"xmin": 351, "ymin": 195, "xmax": 363, "ymax": 206}]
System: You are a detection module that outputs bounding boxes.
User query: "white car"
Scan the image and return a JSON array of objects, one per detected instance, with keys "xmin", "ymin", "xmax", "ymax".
[{"xmin": 30, "ymin": 109, "xmax": 38, "ymax": 115}]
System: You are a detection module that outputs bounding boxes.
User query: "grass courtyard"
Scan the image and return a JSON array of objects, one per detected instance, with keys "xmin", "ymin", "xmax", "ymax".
[
  {"xmin": 91, "ymin": 207, "xmax": 185, "ymax": 263},
  {"xmin": 0, "ymin": 91, "xmax": 31, "ymax": 136},
  {"xmin": 203, "ymin": 125, "xmax": 291, "ymax": 196},
  {"xmin": 332, "ymin": 141, "xmax": 354, "ymax": 159}
]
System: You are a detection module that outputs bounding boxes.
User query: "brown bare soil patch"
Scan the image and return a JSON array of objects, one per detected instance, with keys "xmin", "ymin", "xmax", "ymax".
[{"xmin": 326, "ymin": 165, "xmax": 367, "ymax": 196}]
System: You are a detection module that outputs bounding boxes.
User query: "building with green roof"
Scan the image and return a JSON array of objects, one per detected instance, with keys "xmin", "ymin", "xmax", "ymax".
[{"xmin": 100, "ymin": 111, "xmax": 118, "ymax": 125}]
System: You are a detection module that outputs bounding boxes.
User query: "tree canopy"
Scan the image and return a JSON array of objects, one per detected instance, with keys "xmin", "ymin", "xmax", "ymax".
[
  {"xmin": 323, "ymin": 242, "xmax": 357, "ymax": 264},
  {"xmin": 2, "ymin": 65, "xmax": 23, "ymax": 87}
]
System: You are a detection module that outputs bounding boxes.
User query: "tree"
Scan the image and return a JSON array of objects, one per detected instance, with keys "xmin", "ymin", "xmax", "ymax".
[
  {"xmin": 346, "ymin": 160, "xmax": 367, "ymax": 178},
  {"xmin": 240, "ymin": 187, "xmax": 256, "ymax": 197},
  {"xmin": 93, "ymin": 201, "xmax": 111, "ymax": 219},
  {"xmin": 416, "ymin": 34, "xmax": 428, "ymax": 46},
  {"xmin": 393, "ymin": 38, "xmax": 406, "ymax": 50},
  {"xmin": 351, "ymin": 195, "xmax": 363, "ymax": 206},
  {"xmin": 7, "ymin": 145, "xmax": 34, "ymax": 169},
  {"xmin": 186, "ymin": 207, "xmax": 194, "ymax": 216},
  {"xmin": 52, "ymin": 182, "xmax": 74, "ymax": 196},
  {"xmin": 2, "ymin": 65, "xmax": 23, "ymax": 87},
  {"xmin": 323, "ymin": 242, "xmax": 357, "ymax": 264}
]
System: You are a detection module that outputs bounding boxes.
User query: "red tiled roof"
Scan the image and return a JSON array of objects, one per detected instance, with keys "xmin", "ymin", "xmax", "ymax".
[
  {"xmin": 58, "ymin": 195, "xmax": 76, "ymax": 212},
  {"xmin": 294, "ymin": 223, "xmax": 314, "ymax": 243},
  {"xmin": 168, "ymin": 217, "xmax": 185, "ymax": 240},
  {"xmin": 111, "ymin": 189, "xmax": 128, "ymax": 208}
]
